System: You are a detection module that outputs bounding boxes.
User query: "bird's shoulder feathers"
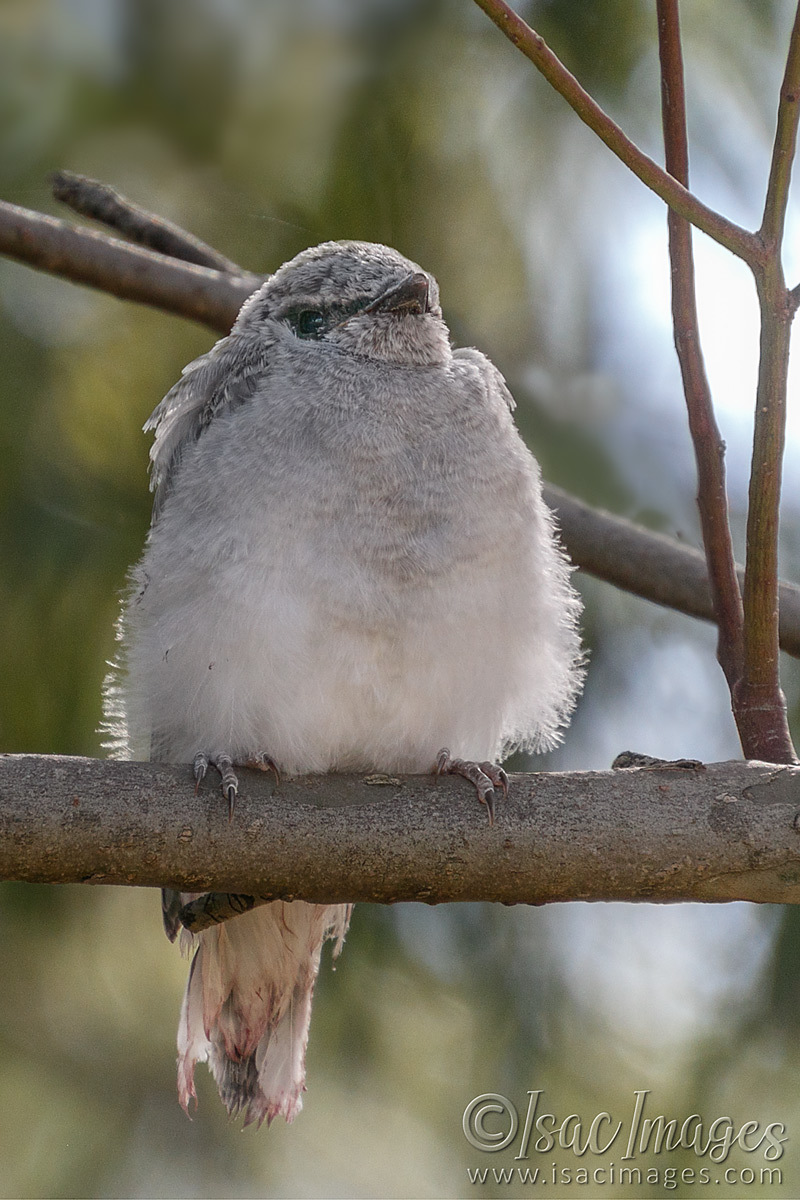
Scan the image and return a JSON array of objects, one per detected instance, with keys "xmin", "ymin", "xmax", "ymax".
[
  {"xmin": 145, "ymin": 330, "xmax": 273, "ymax": 519},
  {"xmin": 452, "ymin": 346, "xmax": 515, "ymax": 411}
]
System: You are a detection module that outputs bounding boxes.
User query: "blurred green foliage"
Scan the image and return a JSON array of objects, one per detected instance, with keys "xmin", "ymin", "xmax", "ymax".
[{"xmin": 2, "ymin": 1, "xmax": 800, "ymax": 1196}]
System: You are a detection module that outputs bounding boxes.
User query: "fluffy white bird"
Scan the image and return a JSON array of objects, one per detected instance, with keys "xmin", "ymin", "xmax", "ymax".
[{"xmin": 105, "ymin": 240, "xmax": 584, "ymax": 1127}]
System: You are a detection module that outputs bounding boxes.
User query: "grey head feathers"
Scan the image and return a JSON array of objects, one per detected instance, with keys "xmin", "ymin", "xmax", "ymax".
[
  {"xmin": 145, "ymin": 241, "xmax": 450, "ymax": 518},
  {"xmin": 236, "ymin": 240, "xmax": 443, "ymax": 330}
]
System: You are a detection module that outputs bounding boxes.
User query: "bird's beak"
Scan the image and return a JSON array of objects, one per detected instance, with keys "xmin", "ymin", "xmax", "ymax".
[{"xmin": 364, "ymin": 272, "xmax": 431, "ymax": 316}]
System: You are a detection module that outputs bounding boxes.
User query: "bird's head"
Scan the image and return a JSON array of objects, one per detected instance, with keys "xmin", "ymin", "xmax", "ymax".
[{"xmin": 236, "ymin": 240, "xmax": 451, "ymax": 366}]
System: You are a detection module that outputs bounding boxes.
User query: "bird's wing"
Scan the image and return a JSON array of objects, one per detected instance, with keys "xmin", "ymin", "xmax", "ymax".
[
  {"xmin": 145, "ymin": 331, "xmax": 272, "ymax": 519},
  {"xmin": 452, "ymin": 346, "xmax": 516, "ymax": 411}
]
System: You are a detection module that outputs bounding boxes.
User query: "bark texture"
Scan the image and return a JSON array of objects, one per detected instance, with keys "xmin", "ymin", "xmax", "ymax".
[{"xmin": 2, "ymin": 755, "xmax": 800, "ymax": 905}]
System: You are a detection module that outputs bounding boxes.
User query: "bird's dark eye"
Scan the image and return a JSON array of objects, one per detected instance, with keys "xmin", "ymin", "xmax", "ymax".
[{"xmin": 294, "ymin": 309, "xmax": 326, "ymax": 339}]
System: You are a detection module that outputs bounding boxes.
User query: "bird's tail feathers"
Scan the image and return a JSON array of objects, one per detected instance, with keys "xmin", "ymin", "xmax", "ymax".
[{"xmin": 176, "ymin": 899, "xmax": 351, "ymax": 1126}]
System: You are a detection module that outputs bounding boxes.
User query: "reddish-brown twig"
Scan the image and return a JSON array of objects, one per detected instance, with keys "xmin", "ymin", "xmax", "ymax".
[
  {"xmin": 736, "ymin": 0, "xmax": 800, "ymax": 762},
  {"xmin": 656, "ymin": 0, "xmax": 745, "ymax": 699},
  {"xmin": 471, "ymin": 0, "xmax": 760, "ymax": 265}
]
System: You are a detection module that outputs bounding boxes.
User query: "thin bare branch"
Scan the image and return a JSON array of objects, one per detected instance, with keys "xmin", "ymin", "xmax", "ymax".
[
  {"xmin": 51, "ymin": 170, "xmax": 245, "ymax": 274},
  {"xmin": 471, "ymin": 0, "xmax": 759, "ymax": 264},
  {"xmin": 739, "ymin": 272, "xmax": 797, "ymax": 762},
  {"xmin": 656, "ymin": 1, "xmax": 744, "ymax": 696},
  {"xmin": 0, "ymin": 199, "xmax": 258, "ymax": 332},
  {"xmin": 736, "ymin": 3, "xmax": 800, "ymax": 763},
  {"xmin": 760, "ymin": 0, "xmax": 800, "ymax": 250},
  {"xmin": 3, "ymin": 755, "xmax": 800, "ymax": 906}
]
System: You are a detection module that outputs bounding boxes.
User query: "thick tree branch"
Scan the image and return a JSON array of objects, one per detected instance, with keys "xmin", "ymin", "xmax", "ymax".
[
  {"xmin": 2, "ymin": 755, "xmax": 800, "ymax": 906},
  {"xmin": 0, "ymin": 199, "xmax": 258, "ymax": 332}
]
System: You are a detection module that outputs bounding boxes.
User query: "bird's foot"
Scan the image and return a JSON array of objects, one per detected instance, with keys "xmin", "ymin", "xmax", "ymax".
[
  {"xmin": 194, "ymin": 751, "xmax": 239, "ymax": 820},
  {"xmin": 434, "ymin": 747, "xmax": 508, "ymax": 825},
  {"xmin": 193, "ymin": 751, "xmax": 279, "ymax": 821}
]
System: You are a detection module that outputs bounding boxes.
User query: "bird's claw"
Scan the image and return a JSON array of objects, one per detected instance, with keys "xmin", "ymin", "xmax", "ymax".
[
  {"xmin": 434, "ymin": 747, "xmax": 507, "ymax": 825},
  {"xmin": 244, "ymin": 752, "xmax": 281, "ymax": 784},
  {"xmin": 193, "ymin": 751, "xmax": 208, "ymax": 792},
  {"xmin": 193, "ymin": 751, "xmax": 239, "ymax": 821}
]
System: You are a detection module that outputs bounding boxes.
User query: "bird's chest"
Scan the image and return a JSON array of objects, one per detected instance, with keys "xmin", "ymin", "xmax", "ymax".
[
  {"xmin": 157, "ymin": 364, "xmax": 516, "ymax": 660},
  {"xmin": 223, "ymin": 392, "xmax": 490, "ymax": 596}
]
